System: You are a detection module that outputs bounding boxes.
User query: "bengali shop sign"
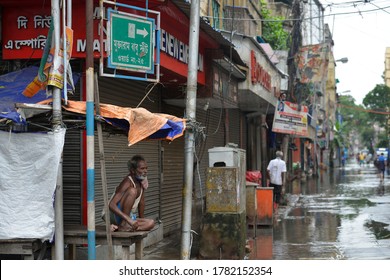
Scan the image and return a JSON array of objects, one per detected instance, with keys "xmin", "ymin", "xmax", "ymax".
[
  {"xmin": 2, "ymin": 4, "xmax": 103, "ymax": 59},
  {"xmin": 272, "ymin": 101, "xmax": 308, "ymax": 136}
]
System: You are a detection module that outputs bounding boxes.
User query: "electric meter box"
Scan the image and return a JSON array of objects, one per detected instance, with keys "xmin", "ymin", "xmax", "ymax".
[
  {"xmin": 208, "ymin": 146, "xmax": 245, "ymax": 169},
  {"xmin": 206, "ymin": 146, "xmax": 246, "ymax": 213}
]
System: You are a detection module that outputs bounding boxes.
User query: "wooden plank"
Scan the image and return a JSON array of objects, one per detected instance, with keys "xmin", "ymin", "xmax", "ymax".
[
  {"xmin": 134, "ymin": 239, "xmax": 143, "ymax": 260},
  {"xmin": 0, "ymin": 242, "xmax": 33, "ymax": 255},
  {"xmin": 0, "ymin": 238, "xmax": 39, "ymax": 259},
  {"xmin": 63, "ymin": 225, "xmax": 149, "ymax": 260},
  {"xmin": 64, "ymin": 225, "xmax": 148, "ymax": 239}
]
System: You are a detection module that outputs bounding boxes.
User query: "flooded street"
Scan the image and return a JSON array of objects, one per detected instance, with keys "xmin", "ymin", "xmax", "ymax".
[
  {"xmin": 145, "ymin": 162, "xmax": 390, "ymax": 260},
  {"xmin": 250, "ymin": 162, "xmax": 390, "ymax": 260}
]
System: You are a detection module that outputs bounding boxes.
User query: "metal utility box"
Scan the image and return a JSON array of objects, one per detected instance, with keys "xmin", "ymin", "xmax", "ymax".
[
  {"xmin": 256, "ymin": 187, "xmax": 274, "ymax": 225},
  {"xmin": 203, "ymin": 146, "xmax": 247, "ymax": 259},
  {"xmin": 208, "ymin": 146, "xmax": 245, "ymax": 172},
  {"xmin": 206, "ymin": 167, "xmax": 246, "ymax": 213},
  {"xmin": 207, "ymin": 146, "xmax": 246, "ymax": 213}
]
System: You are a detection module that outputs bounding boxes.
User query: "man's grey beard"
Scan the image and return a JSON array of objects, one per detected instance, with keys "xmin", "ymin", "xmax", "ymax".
[{"xmin": 136, "ymin": 175, "xmax": 147, "ymax": 181}]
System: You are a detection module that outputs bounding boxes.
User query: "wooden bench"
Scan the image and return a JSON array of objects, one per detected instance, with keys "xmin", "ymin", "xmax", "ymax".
[
  {"xmin": 0, "ymin": 238, "xmax": 46, "ymax": 260},
  {"xmin": 63, "ymin": 225, "xmax": 149, "ymax": 260}
]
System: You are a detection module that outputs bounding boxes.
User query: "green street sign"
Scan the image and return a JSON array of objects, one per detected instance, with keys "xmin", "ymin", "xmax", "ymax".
[{"xmin": 109, "ymin": 12, "xmax": 154, "ymax": 72}]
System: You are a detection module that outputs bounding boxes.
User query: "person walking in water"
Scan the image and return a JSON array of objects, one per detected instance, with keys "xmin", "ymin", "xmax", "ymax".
[
  {"xmin": 376, "ymin": 153, "xmax": 387, "ymax": 183},
  {"xmin": 267, "ymin": 151, "xmax": 287, "ymax": 212},
  {"xmin": 359, "ymin": 153, "xmax": 365, "ymax": 166}
]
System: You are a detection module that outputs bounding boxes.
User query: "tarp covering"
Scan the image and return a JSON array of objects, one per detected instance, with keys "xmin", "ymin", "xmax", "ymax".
[
  {"xmin": 0, "ymin": 128, "xmax": 66, "ymax": 241},
  {"xmin": 0, "ymin": 67, "xmax": 185, "ymax": 146},
  {"xmin": 0, "ymin": 66, "xmax": 80, "ymax": 123},
  {"xmin": 63, "ymin": 100, "xmax": 186, "ymax": 146}
]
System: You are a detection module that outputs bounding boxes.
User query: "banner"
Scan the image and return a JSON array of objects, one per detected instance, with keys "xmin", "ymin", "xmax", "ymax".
[
  {"xmin": 0, "ymin": 128, "xmax": 66, "ymax": 241},
  {"xmin": 23, "ymin": 26, "xmax": 74, "ymax": 97},
  {"xmin": 296, "ymin": 43, "xmax": 329, "ymax": 83},
  {"xmin": 272, "ymin": 101, "xmax": 308, "ymax": 136}
]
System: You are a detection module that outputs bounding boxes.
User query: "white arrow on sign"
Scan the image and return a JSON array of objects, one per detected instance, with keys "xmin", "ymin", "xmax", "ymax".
[{"xmin": 136, "ymin": 28, "xmax": 149, "ymax": 38}]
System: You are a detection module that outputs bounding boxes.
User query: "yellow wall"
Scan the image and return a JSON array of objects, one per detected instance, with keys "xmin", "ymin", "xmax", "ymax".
[{"xmin": 385, "ymin": 47, "xmax": 390, "ymax": 87}]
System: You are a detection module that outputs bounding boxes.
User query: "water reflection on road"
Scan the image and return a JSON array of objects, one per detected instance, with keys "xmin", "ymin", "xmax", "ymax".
[{"xmin": 249, "ymin": 162, "xmax": 390, "ymax": 260}]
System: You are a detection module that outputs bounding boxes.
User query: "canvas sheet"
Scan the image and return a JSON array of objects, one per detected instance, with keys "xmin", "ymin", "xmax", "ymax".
[
  {"xmin": 0, "ymin": 128, "xmax": 66, "ymax": 241},
  {"xmin": 62, "ymin": 100, "xmax": 186, "ymax": 146}
]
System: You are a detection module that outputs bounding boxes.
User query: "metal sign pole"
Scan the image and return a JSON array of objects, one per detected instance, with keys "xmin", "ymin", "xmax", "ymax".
[{"xmin": 181, "ymin": 0, "xmax": 200, "ymax": 260}]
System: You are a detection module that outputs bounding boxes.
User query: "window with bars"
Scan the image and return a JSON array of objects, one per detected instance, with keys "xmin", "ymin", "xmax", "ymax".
[{"xmin": 212, "ymin": 0, "xmax": 220, "ymax": 29}]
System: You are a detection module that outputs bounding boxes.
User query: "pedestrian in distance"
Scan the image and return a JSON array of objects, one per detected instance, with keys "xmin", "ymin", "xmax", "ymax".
[
  {"xmin": 341, "ymin": 152, "xmax": 346, "ymax": 167},
  {"xmin": 359, "ymin": 153, "xmax": 365, "ymax": 166},
  {"xmin": 376, "ymin": 152, "xmax": 387, "ymax": 183},
  {"xmin": 108, "ymin": 155, "xmax": 155, "ymax": 232},
  {"xmin": 267, "ymin": 151, "xmax": 287, "ymax": 212}
]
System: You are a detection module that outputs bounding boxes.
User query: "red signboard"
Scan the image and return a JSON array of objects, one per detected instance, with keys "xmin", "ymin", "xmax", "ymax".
[
  {"xmin": 2, "ymin": 2, "xmax": 103, "ymax": 59},
  {"xmin": 250, "ymin": 50, "xmax": 271, "ymax": 91},
  {"xmin": 2, "ymin": 1, "xmax": 216, "ymax": 85}
]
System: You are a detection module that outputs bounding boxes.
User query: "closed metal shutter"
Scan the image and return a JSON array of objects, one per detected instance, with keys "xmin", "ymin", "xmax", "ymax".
[
  {"xmin": 63, "ymin": 64, "xmax": 82, "ymax": 225},
  {"xmin": 63, "ymin": 130, "xmax": 82, "ymax": 225},
  {"xmin": 228, "ymin": 109, "xmax": 241, "ymax": 147},
  {"xmin": 94, "ymin": 77, "xmax": 160, "ymax": 225},
  {"xmin": 241, "ymin": 113, "xmax": 247, "ymax": 152},
  {"xmin": 195, "ymin": 108, "xmax": 226, "ymax": 200},
  {"xmin": 159, "ymin": 106, "xmax": 228, "ymax": 233},
  {"xmin": 158, "ymin": 104, "xmax": 245, "ymax": 234},
  {"xmin": 160, "ymin": 104, "xmax": 185, "ymax": 233}
]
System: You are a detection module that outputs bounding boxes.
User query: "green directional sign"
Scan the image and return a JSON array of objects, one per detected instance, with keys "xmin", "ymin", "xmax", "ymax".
[{"xmin": 109, "ymin": 12, "xmax": 154, "ymax": 72}]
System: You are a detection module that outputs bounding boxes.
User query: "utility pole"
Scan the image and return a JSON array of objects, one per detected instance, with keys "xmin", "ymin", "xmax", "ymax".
[
  {"xmin": 86, "ymin": 0, "xmax": 96, "ymax": 260},
  {"xmin": 51, "ymin": 0, "xmax": 64, "ymax": 260},
  {"xmin": 288, "ymin": 0, "xmax": 302, "ymax": 173},
  {"xmin": 181, "ymin": 0, "xmax": 200, "ymax": 260}
]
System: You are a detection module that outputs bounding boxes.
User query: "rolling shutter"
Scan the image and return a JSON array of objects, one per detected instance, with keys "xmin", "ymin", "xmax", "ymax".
[
  {"xmin": 160, "ymin": 104, "xmax": 185, "ymax": 233},
  {"xmin": 94, "ymin": 77, "xmax": 161, "ymax": 225}
]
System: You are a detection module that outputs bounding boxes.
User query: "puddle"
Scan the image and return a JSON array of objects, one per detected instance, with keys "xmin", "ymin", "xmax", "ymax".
[{"xmin": 364, "ymin": 220, "xmax": 390, "ymax": 240}]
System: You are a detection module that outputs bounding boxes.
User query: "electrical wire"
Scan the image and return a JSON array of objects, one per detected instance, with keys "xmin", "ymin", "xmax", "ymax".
[
  {"xmin": 201, "ymin": 4, "xmax": 390, "ymax": 23},
  {"xmin": 338, "ymin": 103, "xmax": 390, "ymax": 114},
  {"xmin": 369, "ymin": 1, "xmax": 390, "ymax": 14},
  {"xmin": 136, "ymin": 82, "xmax": 162, "ymax": 108}
]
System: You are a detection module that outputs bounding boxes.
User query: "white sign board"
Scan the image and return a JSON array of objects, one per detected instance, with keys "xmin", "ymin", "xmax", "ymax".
[{"xmin": 272, "ymin": 101, "xmax": 309, "ymax": 137}]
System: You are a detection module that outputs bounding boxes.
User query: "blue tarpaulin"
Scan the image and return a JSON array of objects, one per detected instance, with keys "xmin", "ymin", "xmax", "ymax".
[
  {"xmin": 0, "ymin": 66, "xmax": 80, "ymax": 124},
  {"xmin": 0, "ymin": 67, "xmax": 186, "ymax": 146}
]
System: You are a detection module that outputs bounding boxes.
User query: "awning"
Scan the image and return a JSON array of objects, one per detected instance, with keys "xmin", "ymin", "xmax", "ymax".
[
  {"xmin": 63, "ymin": 101, "xmax": 186, "ymax": 146},
  {"xmin": 0, "ymin": 67, "xmax": 186, "ymax": 146},
  {"xmin": 0, "ymin": 66, "xmax": 80, "ymax": 124}
]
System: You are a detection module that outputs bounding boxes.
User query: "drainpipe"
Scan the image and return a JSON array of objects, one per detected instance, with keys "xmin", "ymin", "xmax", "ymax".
[{"xmin": 181, "ymin": 0, "xmax": 200, "ymax": 260}]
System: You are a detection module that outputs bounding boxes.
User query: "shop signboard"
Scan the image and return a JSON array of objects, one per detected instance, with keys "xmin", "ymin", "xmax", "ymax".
[
  {"xmin": 272, "ymin": 101, "xmax": 309, "ymax": 137},
  {"xmin": 108, "ymin": 10, "xmax": 154, "ymax": 72}
]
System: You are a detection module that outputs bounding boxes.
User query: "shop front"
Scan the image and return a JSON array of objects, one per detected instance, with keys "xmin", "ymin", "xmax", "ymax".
[
  {"xmin": 226, "ymin": 33, "xmax": 285, "ymax": 186},
  {"xmin": 0, "ymin": 0, "xmax": 249, "ymax": 236}
]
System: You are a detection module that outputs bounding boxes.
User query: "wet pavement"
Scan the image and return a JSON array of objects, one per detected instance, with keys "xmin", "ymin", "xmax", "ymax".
[
  {"xmin": 253, "ymin": 161, "xmax": 390, "ymax": 260},
  {"xmin": 143, "ymin": 161, "xmax": 390, "ymax": 260}
]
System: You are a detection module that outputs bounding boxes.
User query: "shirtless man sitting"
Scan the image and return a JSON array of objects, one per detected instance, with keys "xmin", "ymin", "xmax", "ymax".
[{"xmin": 109, "ymin": 155, "xmax": 155, "ymax": 232}]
